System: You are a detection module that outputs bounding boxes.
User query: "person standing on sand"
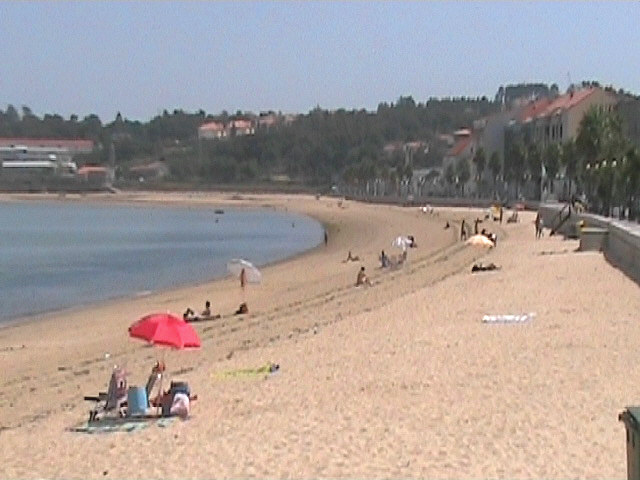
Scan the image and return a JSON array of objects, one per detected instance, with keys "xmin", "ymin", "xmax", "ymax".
[
  {"xmin": 240, "ymin": 267, "xmax": 247, "ymax": 289},
  {"xmin": 499, "ymin": 206, "xmax": 504, "ymax": 224},
  {"xmin": 460, "ymin": 219, "xmax": 467, "ymax": 241},
  {"xmin": 324, "ymin": 230, "xmax": 328, "ymax": 246},
  {"xmin": 535, "ymin": 212, "xmax": 543, "ymax": 239}
]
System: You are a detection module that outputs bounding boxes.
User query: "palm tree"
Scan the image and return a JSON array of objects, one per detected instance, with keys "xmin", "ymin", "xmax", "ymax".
[
  {"xmin": 456, "ymin": 157, "xmax": 471, "ymax": 197},
  {"xmin": 444, "ymin": 163, "xmax": 456, "ymax": 196},
  {"xmin": 505, "ymin": 141, "xmax": 526, "ymax": 199},
  {"xmin": 543, "ymin": 143, "xmax": 561, "ymax": 194},
  {"xmin": 472, "ymin": 147, "xmax": 486, "ymax": 197},
  {"xmin": 622, "ymin": 146, "xmax": 640, "ymax": 220},
  {"xmin": 560, "ymin": 140, "xmax": 578, "ymax": 200},
  {"xmin": 526, "ymin": 143, "xmax": 542, "ymax": 200},
  {"xmin": 488, "ymin": 152, "xmax": 501, "ymax": 198},
  {"xmin": 576, "ymin": 107, "xmax": 629, "ymax": 211}
]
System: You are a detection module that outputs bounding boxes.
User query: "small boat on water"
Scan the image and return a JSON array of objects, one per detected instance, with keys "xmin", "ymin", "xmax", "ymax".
[{"xmin": 214, "ymin": 209, "xmax": 224, "ymax": 214}]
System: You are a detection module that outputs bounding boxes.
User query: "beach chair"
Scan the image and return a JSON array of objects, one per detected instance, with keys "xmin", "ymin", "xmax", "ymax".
[
  {"xmin": 490, "ymin": 205, "xmax": 501, "ymax": 221},
  {"xmin": 84, "ymin": 366, "xmax": 128, "ymax": 421}
]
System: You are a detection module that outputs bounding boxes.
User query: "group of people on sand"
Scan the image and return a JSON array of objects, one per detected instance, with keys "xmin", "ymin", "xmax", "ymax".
[
  {"xmin": 480, "ymin": 228, "xmax": 498, "ymax": 245},
  {"xmin": 183, "ymin": 299, "xmax": 249, "ymax": 321},
  {"xmin": 350, "ymin": 233, "xmax": 422, "ymax": 287},
  {"xmin": 183, "ymin": 300, "xmax": 221, "ymax": 322},
  {"xmin": 458, "ymin": 218, "xmax": 497, "ymax": 245}
]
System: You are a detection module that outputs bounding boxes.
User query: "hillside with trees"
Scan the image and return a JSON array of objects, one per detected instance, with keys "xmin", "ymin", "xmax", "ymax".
[
  {"xmin": 0, "ymin": 96, "xmax": 497, "ymax": 186},
  {"xmin": 2, "ymin": 82, "xmax": 640, "ymax": 219}
]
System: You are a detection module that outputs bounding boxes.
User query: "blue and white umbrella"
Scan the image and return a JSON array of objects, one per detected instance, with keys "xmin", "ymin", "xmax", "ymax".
[{"xmin": 226, "ymin": 258, "xmax": 262, "ymax": 284}]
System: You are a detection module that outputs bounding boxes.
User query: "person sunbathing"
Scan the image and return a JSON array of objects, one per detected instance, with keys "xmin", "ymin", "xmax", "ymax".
[
  {"xmin": 199, "ymin": 300, "xmax": 221, "ymax": 320},
  {"xmin": 201, "ymin": 300, "xmax": 211, "ymax": 317},
  {"xmin": 471, "ymin": 262, "xmax": 501, "ymax": 273},
  {"xmin": 235, "ymin": 302, "xmax": 248, "ymax": 315},
  {"xmin": 344, "ymin": 250, "xmax": 360, "ymax": 262},
  {"xmin": 183, "ymin": 302, "xmax": 221, "ymax": 322},
  {"xmin": 183, "ymin": 307, "xmax": 199, "ymax": 322},
  {"xmin": 356, "ymin": 266, "xmax": 372, "ymax": 286}
]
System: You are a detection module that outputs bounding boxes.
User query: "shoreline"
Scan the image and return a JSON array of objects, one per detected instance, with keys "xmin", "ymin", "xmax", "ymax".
[
  {"xmin": 0, "ymin": 195, "xmax": 330, "ymax": 329},
  {"xmin": 0, "ymin": 192, "xmax": 470, "ymax": 428}
]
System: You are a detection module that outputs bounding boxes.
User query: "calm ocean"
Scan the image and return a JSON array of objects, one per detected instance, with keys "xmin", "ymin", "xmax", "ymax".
[{"xmin": 0, "ymin": 201, "xmax": 324, "ymax": 322}]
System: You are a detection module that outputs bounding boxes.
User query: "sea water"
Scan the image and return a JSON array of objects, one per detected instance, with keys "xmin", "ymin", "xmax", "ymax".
[{"xmin": 0, "ymin": 201, "xmax": 324, "ymax": 322}]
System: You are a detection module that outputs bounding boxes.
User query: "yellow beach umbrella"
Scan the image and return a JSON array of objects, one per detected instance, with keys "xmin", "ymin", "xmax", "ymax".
[{"xmin": 466, "ymin": 234, "xmax": 495, "ymax": 248}]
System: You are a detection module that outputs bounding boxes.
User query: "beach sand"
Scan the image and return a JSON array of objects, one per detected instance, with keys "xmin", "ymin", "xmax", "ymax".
[{"xmin": 1, "ymin": 192, "xmax": 639, "ymax": 478}]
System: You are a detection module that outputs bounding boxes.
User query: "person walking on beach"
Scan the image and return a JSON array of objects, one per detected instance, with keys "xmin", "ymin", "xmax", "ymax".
[
  {"xmin": 379, "ymin": 250, "xmax": 389, "ymax": 268},
  {"xmin": 324, "ymin": 230, "xmax": 328, "ymax": 246},
  {"xmin": 499, "ymin": 206, "xmax": 504, "ymax": 224},
  {"xmin": 460, "ymin": 219, "xmax": 467, "ymax": 241},
  {"xmin": 535, "ymin": 212, "xmax": 543, "ymax": 239}
]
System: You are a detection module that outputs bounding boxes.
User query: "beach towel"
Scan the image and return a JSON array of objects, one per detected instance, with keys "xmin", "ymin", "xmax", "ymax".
[
  {"xmin": 69, "ymin": 416, "xmax": 175, "ymax": 434},
  {"xmin": 482, "ymin": 313, "xmax": 535, "ymax": 324},
  {"xmin": 212, "ymin": 362, "xmax": 280, "ymax": 380}
]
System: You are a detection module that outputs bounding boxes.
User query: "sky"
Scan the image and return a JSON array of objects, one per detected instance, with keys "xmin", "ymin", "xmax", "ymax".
[{"xmin": 1, "ymin": 1, "xmax": 639, "ymax": 122}]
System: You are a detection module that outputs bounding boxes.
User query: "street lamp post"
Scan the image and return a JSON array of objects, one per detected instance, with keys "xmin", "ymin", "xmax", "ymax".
[{"xmin": 611, "ymin": 158, "xmax": 617, "ymax": 218}]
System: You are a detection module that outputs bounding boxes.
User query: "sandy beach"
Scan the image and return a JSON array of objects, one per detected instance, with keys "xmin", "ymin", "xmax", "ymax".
[{"xmin": 1, "ymin": 192, "xmax": 639, "ymax": 478}]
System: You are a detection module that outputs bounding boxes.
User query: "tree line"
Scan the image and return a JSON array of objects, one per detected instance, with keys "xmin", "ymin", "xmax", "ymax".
[
  {"xmin": 1, "ymin": 85, "xmax": 639, "ymax": 218},
  {"xmin": 0, "ymin": 97, "xmax": 498, "ymax": 185}
]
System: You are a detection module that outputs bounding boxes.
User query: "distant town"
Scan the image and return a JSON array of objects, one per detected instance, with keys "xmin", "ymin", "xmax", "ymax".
[{"xmin": 1, "ymin": 81, "xmax": 639, "ymax": 218}]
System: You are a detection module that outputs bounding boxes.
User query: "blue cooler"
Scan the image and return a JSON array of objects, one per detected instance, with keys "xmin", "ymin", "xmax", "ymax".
[{"xmin": 127, "ymin": 386, "xmax": 148, "ymax": 417}]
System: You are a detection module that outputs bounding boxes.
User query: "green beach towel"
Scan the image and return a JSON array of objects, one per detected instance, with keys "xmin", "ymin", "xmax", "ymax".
[
  {"xmin": 69, "ymin": 416, "xmax": 175, "ymax": 434},
  {"xmin": 212, "ymin": 362, "xmax": 280, "ymax": 380}
]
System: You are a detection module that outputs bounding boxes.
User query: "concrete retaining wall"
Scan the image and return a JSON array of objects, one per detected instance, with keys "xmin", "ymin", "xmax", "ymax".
[{"xmin": 539, "ymin": 203, "xmax": 640, "ymax": 284}]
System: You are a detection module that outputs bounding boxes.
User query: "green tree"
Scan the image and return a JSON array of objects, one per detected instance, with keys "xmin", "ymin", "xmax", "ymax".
[
  {"xmin": 576, "ymin": 107, "xmax": 605, "ymax": 174},
  {"xmin": 472, "ymin": 147, "xmax": 486, "ymax": 197},
  {"xmin": 543, "ymin": 143, "xmax": 561, "ymax": 194},
  {"xmin": 456, "ymin": 158, "xmax": 471, "ymax": 196},
  {"xmin": 488, "ymin": 151, "xmax": 501, "ymax": 196},
  {"xmin": 560, "ymin": 140, "xmax": 579, "ymax": 198},
  {"xmin": 526, "ymin": 143, "xmax": 542, "ymax": 199},
  {"xmin": 576, "ymin": 107, "xmax": 629, "ymax": 212},
  {"xmin": 621, "ymin": 146, "xmax": 640, "ymax": 219},
  {"xmin": 444, "ymin": 163, "xmax": 456, "ymax": 195},
  {"xmin": 505, "ymin": 141, "xmax": 526, "ymax": 198}
]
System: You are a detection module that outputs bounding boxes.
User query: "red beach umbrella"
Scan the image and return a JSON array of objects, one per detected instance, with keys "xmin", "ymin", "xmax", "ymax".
[{"xmin": 129, "ymin": 312, "xmax": 201, "ymax": 349}]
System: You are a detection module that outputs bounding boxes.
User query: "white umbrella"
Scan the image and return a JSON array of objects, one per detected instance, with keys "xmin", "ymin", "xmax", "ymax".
[
  {"xmin": 466, "ymin": 234, "xmax": 495, "ymax": 248},
  {"xmin": 226, "ymin": 259, "xmax": 262, "ymax": 284},
  {"xmin": 392, "ymin": 236, "xmax": 412, "ymax": 251}
]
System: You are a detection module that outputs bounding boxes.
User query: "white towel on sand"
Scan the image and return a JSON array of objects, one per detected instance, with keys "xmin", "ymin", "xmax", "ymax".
[{"xmin": 482, "ymin": 313, "xmax": 535, "ymax": 324}]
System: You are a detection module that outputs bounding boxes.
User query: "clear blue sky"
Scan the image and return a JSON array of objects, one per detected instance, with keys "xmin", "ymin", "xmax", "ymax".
[{"xmin": 1, "ymin": 1, "xmax": 638, "ymax": 122}]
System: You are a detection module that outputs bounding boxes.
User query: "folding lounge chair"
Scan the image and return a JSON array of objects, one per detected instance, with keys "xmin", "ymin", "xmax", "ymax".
[{"xmin": 84, "ymin": 366, "xmax": 128, "ymax": 421}]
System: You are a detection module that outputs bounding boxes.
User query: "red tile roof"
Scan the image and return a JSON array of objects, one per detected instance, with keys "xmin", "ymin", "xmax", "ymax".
[
  {"xmin": 0, "ymin": 138, "xmax": 93, "ymax": 150},
  {"xmin": 513, "ymin": 88, "xmax": 602, "ymax": 123},
  {"xmin": 258, "ymin": 115, "xmax": 277, "ymax": 127},
  {"xmin": 199, "ymin": 121, "xmax": 225, "ymax": 131},
  {"xmin": 538, "ymin": 88, "xmax": 596, "ymax": 117},
  {"xmin": 231, "ymin": 120, "xmax": 252, "ymax": 129},
  {"xmin": 447, "ymin": 136, "xmax": 472, "ymax": 157},
  {"xmin": 516, "ymin": 98, "xmax": 552, "ymax": 122}
]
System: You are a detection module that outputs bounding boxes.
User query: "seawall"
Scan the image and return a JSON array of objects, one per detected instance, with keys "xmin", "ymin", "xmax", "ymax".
[{"xmin": 539, "ymin": 203, "xmax": 640, "ymax": 284}]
